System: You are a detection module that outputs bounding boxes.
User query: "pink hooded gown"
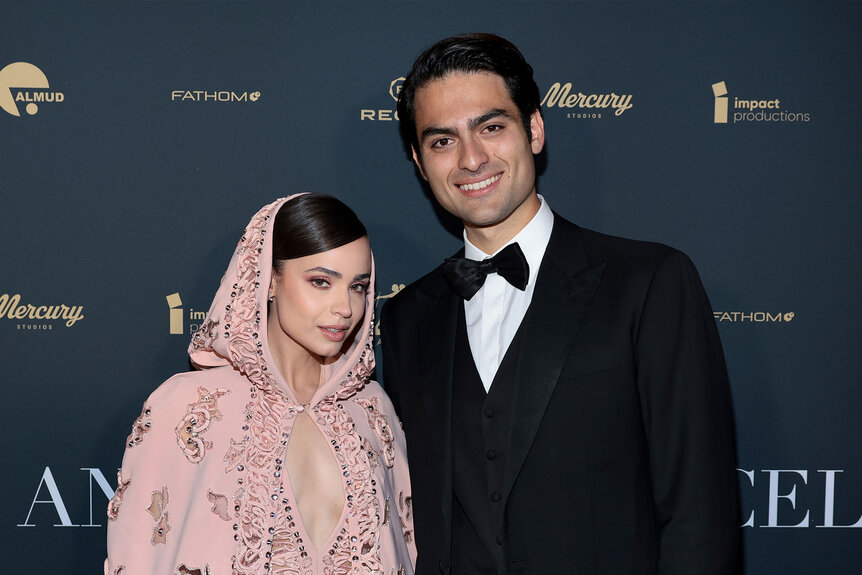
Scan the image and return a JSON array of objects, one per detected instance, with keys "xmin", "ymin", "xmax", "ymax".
[{"xmin": 105, "ymin": 196, "xmax": 416, "ymax": 575}]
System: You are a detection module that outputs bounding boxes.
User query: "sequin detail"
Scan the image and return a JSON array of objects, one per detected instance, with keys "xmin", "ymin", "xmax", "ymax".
[
  {"xmin": 175, "ymin": 387, "xmax": 230, "ymax": 463},
  {"xmin": 148, "ymin": 486, "xmax": 170, "ymax": 546},
  {"xmin": 107, "ymin": 471, "xmax": 130, "ymax": 521},
  {"xmin": 191, "ymin": 318, "xmax": 219, "ymax": 352},
  {"xmin": 126, "ymin": 404, "xmax": 153, "ymax": 448},
  {"xmin": 355, "ymin": 396, "xmax": 395, "ymax": 468}
]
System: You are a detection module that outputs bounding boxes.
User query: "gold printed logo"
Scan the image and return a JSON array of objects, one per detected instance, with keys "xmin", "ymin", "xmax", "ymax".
[
  {"xmin": 361, "ymin": 77, "xmax": 403, "ymax": 121},
  {"xmin": 374, "ymin": 283, "xmax": 406, "ymax": 344},
  {"xmin": 711, "ymin": 81, "xmax": 810, "ymax": 124},
  {"xmin": 541, "ymin": 82, "xmax": 634, "ymax": 118},
  {"xmin": 167, "ymin": 292, "xmax": 207, "ymax": 334},
  {"xmin": 167, "ymin": 293, "xmax": 184, "ymax": 335},
  {"xmin": 0, "ymin": 293, "xmax": 84, "ymax": 328},
  {"xmin": 713, "ymin": 81, "xmax": 729, "ymax": 124},
  {"xmin": 0, "ymin": 62, "xmax": 65, "ymax": 117}
]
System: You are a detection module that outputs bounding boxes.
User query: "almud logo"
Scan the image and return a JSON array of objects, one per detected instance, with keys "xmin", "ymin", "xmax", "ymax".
[
  {"xmin": 0, "ymin": 62, "xmax": 65, "ymax": 117},
  {"xmin": 541, "ymin": 82, "xmax": 634, "ymax": 120},
  {"xmin": 712, "ymin": 81, "xmax": 810, "ymax": 124},
  {"xmin": 361, "ymin": 77, "xmax": 404, "ymax": 122},
  {"xmin": 167, "ymin": 292, "xmax": 207, "ymax": 334},
  {"xmin": 0, "ymin": 293, "xmax": 84, "ymax": 329}
]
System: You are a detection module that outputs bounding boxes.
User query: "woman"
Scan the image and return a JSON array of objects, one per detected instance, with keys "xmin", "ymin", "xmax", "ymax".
[{"xmin": 106, "ymin": 194, "xmax": 415, "ymax": 575}]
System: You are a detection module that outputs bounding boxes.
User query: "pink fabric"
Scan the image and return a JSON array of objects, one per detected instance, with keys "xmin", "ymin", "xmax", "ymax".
[{"xmin": 106, "ymin": 196, "xmax": 415, "ymax": 575}]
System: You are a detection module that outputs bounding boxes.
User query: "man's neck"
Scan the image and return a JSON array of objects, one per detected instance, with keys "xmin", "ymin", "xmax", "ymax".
[{"xmin": 464, "ymin": 192, "xmax": 541, "ymax": 254}]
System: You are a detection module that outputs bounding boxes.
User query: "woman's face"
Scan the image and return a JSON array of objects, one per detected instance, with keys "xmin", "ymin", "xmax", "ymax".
[{"xmin": 268, "ymin": 237, "xmax": 372, "ymax": 362}]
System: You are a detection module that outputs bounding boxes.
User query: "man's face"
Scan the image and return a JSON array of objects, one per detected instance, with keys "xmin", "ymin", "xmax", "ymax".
[{"xmin": 411, "ymin": 72, "xmax": 545, "ymax": 246}]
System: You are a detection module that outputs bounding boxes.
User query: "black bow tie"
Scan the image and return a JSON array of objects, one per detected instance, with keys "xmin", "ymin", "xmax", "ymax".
[{"xmin": 442, "ymin": 242, "xmax": 530, "ymax": 300}]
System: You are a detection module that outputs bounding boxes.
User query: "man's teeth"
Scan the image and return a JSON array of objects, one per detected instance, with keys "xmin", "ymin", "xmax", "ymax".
[{"xmin": 459, "ymin": 174, "xmax": 501, "ymax": 191}]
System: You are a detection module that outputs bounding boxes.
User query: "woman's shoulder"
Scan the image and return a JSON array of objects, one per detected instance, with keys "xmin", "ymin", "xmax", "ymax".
[{"xmin": 145, "ymin": 365, "xmax": 245, "ymax": 410}]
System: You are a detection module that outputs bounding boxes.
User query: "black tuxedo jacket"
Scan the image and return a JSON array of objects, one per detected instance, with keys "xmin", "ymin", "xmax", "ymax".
[{"xmin": 381, "ymin": 214, "xmax": 740, "ymax": 575}]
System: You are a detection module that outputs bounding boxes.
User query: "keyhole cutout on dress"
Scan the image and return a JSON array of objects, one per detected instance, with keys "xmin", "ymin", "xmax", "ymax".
[{"xmin": 284, "ymin": 411, "xmax": 346, "ymax": 550}]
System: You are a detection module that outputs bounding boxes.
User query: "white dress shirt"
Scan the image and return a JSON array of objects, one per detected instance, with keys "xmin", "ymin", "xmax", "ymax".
[{"xmin": 463, "ymin": 195, "xmax": 554, "ymax": 391}]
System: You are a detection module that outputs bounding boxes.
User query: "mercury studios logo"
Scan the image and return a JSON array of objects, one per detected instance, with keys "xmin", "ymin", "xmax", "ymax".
[
  {"xmin": 0, "ymin": 62, "xmax": 65, "ymax": 117},
  {"xmin": 171, "ymin": 90, "xmax": 261, "ymax": 103},
  {"xmin": 541, "ymin": 82, "xmax": 634, "ymax": 120},
  {"xmin": 712, "ymin": 81, "xmax": 810, "ymax": 124},
  {"xmin": 714, "ymin": 311, "xmax": 795, "ymax": 324},
  {"xmin": 360, "ymin": 77, "xmax": 403, "ymax": 121},
  {"xmin": 0, "ymin": 293, "xmax": 84, "ymax": 330},
  {"xmin": 167, "ymin": 292, "xmax": 208, "ymax": 335}
]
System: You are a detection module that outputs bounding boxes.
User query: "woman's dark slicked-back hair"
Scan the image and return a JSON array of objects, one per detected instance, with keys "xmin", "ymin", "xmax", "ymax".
[
  {"xmin": 397, "ymin": 33, "xmax": 542, "ymax": 156},
  {"xmin": 271, "ymin": 194, "xmax": 367, "ymax": 273}
]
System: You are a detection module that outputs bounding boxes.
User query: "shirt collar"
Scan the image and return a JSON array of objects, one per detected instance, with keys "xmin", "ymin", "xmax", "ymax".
[{"xmin": 463, "ymin": 194, "xmax": 554, "ymax": 287}]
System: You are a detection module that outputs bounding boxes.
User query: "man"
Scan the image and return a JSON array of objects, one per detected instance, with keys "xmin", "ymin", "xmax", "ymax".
[{"xmin": 381, "ymin": 33, "xmax": 740, "ymax": 575}]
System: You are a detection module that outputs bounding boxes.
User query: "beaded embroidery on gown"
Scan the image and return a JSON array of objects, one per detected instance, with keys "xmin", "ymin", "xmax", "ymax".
[{"xmin": 105, "ymin": 196, "xmax": 415, "ymax": 575}]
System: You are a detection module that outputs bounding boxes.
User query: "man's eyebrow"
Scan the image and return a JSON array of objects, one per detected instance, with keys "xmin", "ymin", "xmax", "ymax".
[
  {"xmin": 468, "ymin": 108, "xmax": 510, "ymax": 130},
  {"xmin": 420, "ymin": 108, "xmax": 512, "ymax": 143}
]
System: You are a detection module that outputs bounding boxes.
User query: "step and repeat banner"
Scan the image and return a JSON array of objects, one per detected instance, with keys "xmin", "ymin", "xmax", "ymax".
[{"xmin": 1, "ymin": 2, "xmax": 859, "ymax": 573}]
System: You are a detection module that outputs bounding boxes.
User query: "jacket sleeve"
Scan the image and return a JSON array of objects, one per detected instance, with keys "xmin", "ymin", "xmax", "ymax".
[
  {"xmin": 379, "ymin": 299, "xmax": 403, "ymax": 418},
  {"xmin": 104, "ymin": 379, "xmax": 183, "ymax": 575},
  {"xmin": 634, "ymin": 250, "xmax": 741, "ymax": 574}
]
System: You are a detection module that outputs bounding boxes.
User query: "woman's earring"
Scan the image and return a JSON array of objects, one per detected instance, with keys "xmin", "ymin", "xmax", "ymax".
[{"xmin": 268, "ymin": 292, "xmax": 274, "ymax": 302}]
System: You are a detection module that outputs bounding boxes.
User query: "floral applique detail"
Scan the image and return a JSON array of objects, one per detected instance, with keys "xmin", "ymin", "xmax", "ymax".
[
  {"xmin": 398, "ymin": 491, "xmax": 414, "ymax": 544},
  {"xmin": 176, "ymin": 387, "xmax": 230, "ymax": 463},
  {"xmin": 176, "ymin": 564, "xmax": 211, "ymax": 575},
  {"xmin": 148, "ymin": 486, "xmax": 170, "ymax": 545},
  {"xmin": 126, "ymin": 404, "xmax": 153, "ymax": 448},
  {"xmin": 361, "ymin": 437, "xmax": 379, "ymax": 473},
  {"xmin": 207, "ymin": 489, "xmax": 232, "ymax": 521},
  {"xmin": 191, "ymin": 318, "xmax": 219, "ymax": 353},
  {"xmin": 107, "ymin": 471, "xmax": 130, "ymax": 521},
  {"xmin": 355, "ymin": 396, "xmax": 395, "ymax": 468}
]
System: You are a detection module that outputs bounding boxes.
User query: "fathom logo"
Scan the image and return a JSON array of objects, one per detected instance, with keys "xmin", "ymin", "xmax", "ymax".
[
  {"xmin": 0, "ymin": 62, "xmax": 65, "ymax": 117},
  {"xmin": 171, "ymin": 90, "xmax": 261, "ymax": 103},
  {"xmin": 713, "ymin": 311, "xmax": 795, "ymax": 323},
  {"xmin": 361, "ymin": 77, "xmax": 404, "ymax": 121},
  {"xmin": 167, "ymin": 292, "xmax": 207, "ymax": 334}
]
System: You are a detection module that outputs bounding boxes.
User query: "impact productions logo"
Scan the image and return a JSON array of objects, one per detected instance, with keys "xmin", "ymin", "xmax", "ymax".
[
  {"xmin": 541, "ymin": 82, "xmax": 634, "ymax": 120},
  {"xmin": 0, "ymin": 62, "xmax": 65, "ymax": 117},
  {"xmin": 167, "ymin": 292, "xmax": 207, "ymax": 335},
  {"xmin": 360, "ymin": 77, "xmax": 404, "ymax": 121},
  {"xmin": 712, "ymin": 81, "xmax": 810, "ymax": 124}
]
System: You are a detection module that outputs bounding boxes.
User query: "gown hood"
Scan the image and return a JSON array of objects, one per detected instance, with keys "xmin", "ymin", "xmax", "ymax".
[{"xmin": 187, "ymin": 194, "xmax": 375, "ymax": 406}]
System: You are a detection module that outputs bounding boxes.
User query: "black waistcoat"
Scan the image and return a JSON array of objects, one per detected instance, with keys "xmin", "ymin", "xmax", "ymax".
[{"xmin": 451, "ymin": 306, "xmax": 524, "ymax": 575}]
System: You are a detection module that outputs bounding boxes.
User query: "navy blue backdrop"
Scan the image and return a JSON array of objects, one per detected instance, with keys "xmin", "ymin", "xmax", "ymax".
[{"xmin": 1, "ymin": 2, "xmax": 860, "ymax": 573}]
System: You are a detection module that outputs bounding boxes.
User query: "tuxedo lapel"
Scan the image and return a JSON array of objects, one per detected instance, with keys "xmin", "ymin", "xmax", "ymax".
[{"xmin": 503, "ymin": 216, "xmax": 605, "ymax": 497}]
